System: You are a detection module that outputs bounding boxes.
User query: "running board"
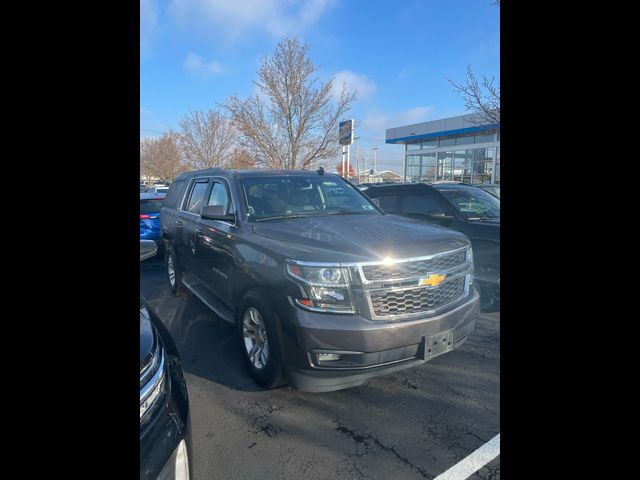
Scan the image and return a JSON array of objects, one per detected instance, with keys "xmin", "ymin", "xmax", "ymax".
[{"xmin": 181, "ymin": 274, "xmax": 234, "ymax": 324}]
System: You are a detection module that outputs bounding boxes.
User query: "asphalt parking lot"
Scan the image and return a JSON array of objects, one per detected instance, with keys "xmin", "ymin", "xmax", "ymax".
[{"xmin": 141, "ymin": 256, "xmax": 500, "ymax": 480}]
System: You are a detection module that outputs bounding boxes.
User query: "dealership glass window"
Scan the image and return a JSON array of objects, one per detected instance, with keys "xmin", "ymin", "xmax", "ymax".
[
  {"xmin": 471, "ymin": 147, "xmax": 495, "ymax": 184},
  {"xmin": 439, "ymin": 136, "xmax": 456, "ymax": 147},
  {"xmin": 437, "ymin": 151, "xmax": 454, "ymax": 180},
  {"xmin": 420, "ymin": 152, "xmax": 437, "ymax": 182},
  {"xmin": 406, "ymin": 141, "xmax": 422, "ymax": 150},
  {"xmin": 455, "ymin": 134, "xmax": 474, "ymax": 146},
  {"xmin": 474, "ymin": 131, "xmax": 496, "ymax": 143},
  {"xmin": 452, "ymin": 150, "xmax": 472, "ymax": 182},
  {"xmin": 421, "ymin": 138, "xmax": 437, "ymax": 148},
  {"xmin": 406, "ymin": 155, "xmax": 421, "ymax": 181}
]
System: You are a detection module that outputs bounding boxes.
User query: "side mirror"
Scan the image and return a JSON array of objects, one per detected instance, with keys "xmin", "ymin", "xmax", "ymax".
[
  {"xmin": 201, "ymin": 205, "xmax": 235, "ymax": 222},
  {"xmin": 425, "ymin": 210, "xmax": 453, "ymax": 221},
  {"xmin": 370, "ymin": 198, "xmax": 381, "ymax": 208}
]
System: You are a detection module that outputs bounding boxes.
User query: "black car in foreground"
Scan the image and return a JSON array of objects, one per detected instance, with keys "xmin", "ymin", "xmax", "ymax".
[
  {"xmin": 365, "ymin": 182, "xmax": 500, "ymax": 312},
  {"xmin": 161, "ymin": 168, "xmax": 480, "ymax": 392},
  {"xmin": 140, "ymin": 242, "xmax": 192, "ymax": 480}
]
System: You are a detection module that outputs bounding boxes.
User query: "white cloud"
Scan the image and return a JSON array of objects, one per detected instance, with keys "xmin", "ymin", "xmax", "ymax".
[
  {"xmin": 331, "ymin": 70, "xmax": 377, "ymax": 101},
  {"xmin": 140, "ymin": 105, "xmax": 151, "ymax": 116},
  {"xmin": 183, "ymin": 52, "xmax": 225, "ymax": 76},
  {"xmin": 362, "ymin": 106, "xmax": 435, "ymax": 141},
  {"xmin": 170, "ymin": 0, "xmax": 335, "ymax": 43},
  {"xmin": 395, "ymin": 106, "xmax": 435, "ymax": 127},
  {"xmin": 140, "ymin": 0, "xmax": 159, "ymax": 55}
]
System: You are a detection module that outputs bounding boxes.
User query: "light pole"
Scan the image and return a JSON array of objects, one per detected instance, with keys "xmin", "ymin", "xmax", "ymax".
[
  {"xmin": 372, "ymin": 148, "xmax": 378, "ymax": 182},
  {"xmin": 354, "ymin": 136, "xmax": 360, "ymax": 183}
]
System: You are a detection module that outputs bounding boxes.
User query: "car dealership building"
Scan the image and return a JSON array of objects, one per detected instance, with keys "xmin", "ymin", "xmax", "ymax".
[{"xmin": 386, "ymin": 113, "xmax": 500, "ymax": 184}]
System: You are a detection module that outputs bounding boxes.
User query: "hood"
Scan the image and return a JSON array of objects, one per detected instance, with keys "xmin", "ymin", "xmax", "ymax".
[{"xmin": 251, "ymin": 213, "xmax": 470, "ymax": 263}]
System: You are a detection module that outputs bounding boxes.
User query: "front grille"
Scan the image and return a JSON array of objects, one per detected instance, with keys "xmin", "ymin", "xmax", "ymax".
[
  {"xmin": 370, "ymin": 276, "xmax": 466, "ymax": 317},
  {"xmin": 361, "ymin": 250, "xmax": 467, "ymax": 282}
]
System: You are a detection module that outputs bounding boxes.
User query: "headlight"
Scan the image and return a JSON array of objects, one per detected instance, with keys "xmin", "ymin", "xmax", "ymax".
[
  {"xmin": 140, "ymin": 341, "xmax": 166, "ymax": 424},
  {"xmin": 286, "ymin": 263, "xmax": 355, "ymax": 313}
]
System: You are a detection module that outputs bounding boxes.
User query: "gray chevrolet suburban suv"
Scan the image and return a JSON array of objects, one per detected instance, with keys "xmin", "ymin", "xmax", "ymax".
[{"xmin": 160, "ymin": 168, "xmax": 480, "ymax": 392}]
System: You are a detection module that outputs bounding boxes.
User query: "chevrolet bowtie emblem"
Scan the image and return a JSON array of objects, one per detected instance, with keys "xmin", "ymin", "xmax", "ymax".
[{"xmin": 419, "ymin": 273, "xmax": 446, "ymax": 287}]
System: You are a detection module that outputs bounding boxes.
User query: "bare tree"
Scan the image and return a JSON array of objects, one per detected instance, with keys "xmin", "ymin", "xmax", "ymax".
[
  {"xmin": 140, "ymin": 132, "xmax": 187, "ymax": 182},
  {"xmin": 224, "ymin": 38, "xmax": 357, "ymax": 170},
  {"xmin": 227, "ymin": 147, "xmax": 256, "ymax": 169},
  {"xmin": 179, "ymin": 109, "xmax": 237, "ymax": 169},
  {"xmin": 446, "ymin": 65, "xmax": 500, "ymax": 125}
]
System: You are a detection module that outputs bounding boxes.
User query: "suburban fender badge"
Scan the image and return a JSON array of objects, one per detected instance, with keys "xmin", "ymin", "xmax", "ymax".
[{"xmin": 419, "ymin": 273, "xmax": 446, "ymax": 287}]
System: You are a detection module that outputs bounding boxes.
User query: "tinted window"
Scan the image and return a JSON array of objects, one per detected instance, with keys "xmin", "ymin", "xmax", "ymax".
[
  {"xmin": 163, "ymin": 179, "xmax": 186, "ymax": 209},
  {"xmin": 185, "ymin": 181, "xmax": 210, "ymax": 213},
  {"xmin": 438, "ymin": 187, "xmax": 500, "ymax": 219},
  {"xmin": 140, "ymin": 198, "xmax": 164, "ymax": 213},
  {"xmin": 401, "ymin": 193, "xmax": 448, "ymax": 215},
  {"xmin": 377, "ymin": 195, "xmax": 399, "ymax": 212},
  {"xmin": 207, "ymin": 181, "xmax": 233, "ymax": 214}
]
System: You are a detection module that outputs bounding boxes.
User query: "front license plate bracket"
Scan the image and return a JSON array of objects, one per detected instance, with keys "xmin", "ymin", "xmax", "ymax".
[{"xmin": 421, "ymin": 329, "xmax": 455, "ymax": 361}]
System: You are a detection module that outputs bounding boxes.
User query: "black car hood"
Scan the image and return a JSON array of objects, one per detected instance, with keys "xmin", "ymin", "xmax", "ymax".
[{"xmin": 251, "ymin": 213, "xmax": 470, "ymax": 263}]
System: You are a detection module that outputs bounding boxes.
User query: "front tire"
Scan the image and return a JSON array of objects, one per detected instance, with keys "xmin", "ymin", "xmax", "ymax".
[{"xmin": 236, "ymin": 292, "xmax": 286, "ymax": 389}]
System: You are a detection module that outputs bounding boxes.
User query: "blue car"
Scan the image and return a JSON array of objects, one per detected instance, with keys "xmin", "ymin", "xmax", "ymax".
[{"xmin": 140, "ymin": 193, "xmax": 166, "ymax": 251}]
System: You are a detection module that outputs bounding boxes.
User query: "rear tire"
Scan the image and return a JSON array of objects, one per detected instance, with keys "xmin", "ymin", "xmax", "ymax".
[
  {"xmin": 236, "ymin": 292, "xmax": 286, "ymax": 389},
  {"xmin": 166, "ymin": 246, "xmax": 183, "ymax": 294}
]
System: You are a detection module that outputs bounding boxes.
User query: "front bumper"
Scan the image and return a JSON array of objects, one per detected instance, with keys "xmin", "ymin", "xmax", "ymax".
[{"xmin": 273, "ymin": 290, "xmax": 480, "ymax": 392}]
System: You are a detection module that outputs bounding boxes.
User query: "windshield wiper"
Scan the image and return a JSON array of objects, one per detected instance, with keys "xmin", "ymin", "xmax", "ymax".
[
  {"xmin": 255, "ymin": 214, "xmax": 312, "ymax": 222},
  {"xmin": 325, "ymin": 210, "xmax": 376, "ymax": 216}
]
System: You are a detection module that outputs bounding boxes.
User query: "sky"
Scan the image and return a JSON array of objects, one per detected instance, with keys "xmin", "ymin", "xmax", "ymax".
[{"xmin": 140, "ymin": 0, "xmax": 500, "ymax": 173}]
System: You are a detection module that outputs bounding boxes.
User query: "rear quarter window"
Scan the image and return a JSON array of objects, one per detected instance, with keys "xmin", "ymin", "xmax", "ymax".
[{"xmin": 163, "ymin": 179, "xmax": 187, "ymax": 209}]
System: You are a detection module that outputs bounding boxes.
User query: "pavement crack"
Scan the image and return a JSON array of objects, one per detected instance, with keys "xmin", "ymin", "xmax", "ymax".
[
  {"xmin": 243, "ymin": 398, "xmax": 284, "ymax": 440},
  {"xmin": 440, "ymin": 384, "xmax": 499, "ymax": 417},
  {"xmin": 334, "ymin": 417, "xmax": 430, "ymax": 479}
]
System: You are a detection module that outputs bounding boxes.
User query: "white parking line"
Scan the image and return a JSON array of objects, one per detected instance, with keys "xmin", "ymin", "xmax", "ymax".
[{"xmin": 433, "ymin": 434, "xmax": 500, "ymax": 480}]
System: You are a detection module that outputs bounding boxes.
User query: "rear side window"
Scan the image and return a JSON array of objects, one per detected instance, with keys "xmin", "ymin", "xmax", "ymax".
[
  {"xmin": 184, "ymin": 180, "xmax": 210, "ymax": 213},
  {"xmin": 163, "ymin": 179, "xmax": 187, "ymax": 209},
  {"xmin": 140, "ymin": 198, "xmax": 164, "ymax": 213},
  {"xmin": 401, "ymin": 193, "xmax": 448, "ymax": 215}
]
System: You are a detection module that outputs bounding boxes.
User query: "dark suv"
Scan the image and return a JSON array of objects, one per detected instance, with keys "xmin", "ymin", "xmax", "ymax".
[{"xmin": 160, "ymin": 169, "xmax": 480, "ymax": 392}]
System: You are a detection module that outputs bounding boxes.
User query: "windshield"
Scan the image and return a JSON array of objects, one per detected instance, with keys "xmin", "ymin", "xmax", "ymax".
[
  {"xmin": 438, "ymin": 187, "xmax": 500, "ymax": 220},
  {"xmin": 240, "ymin": 175, "xmax": 379, "ymax": 221}
]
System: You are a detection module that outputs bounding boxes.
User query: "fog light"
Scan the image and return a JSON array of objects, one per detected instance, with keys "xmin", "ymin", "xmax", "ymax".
[{"xmin": 318, "ymin": 353, "xmax": 341, "ymax": 361}]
